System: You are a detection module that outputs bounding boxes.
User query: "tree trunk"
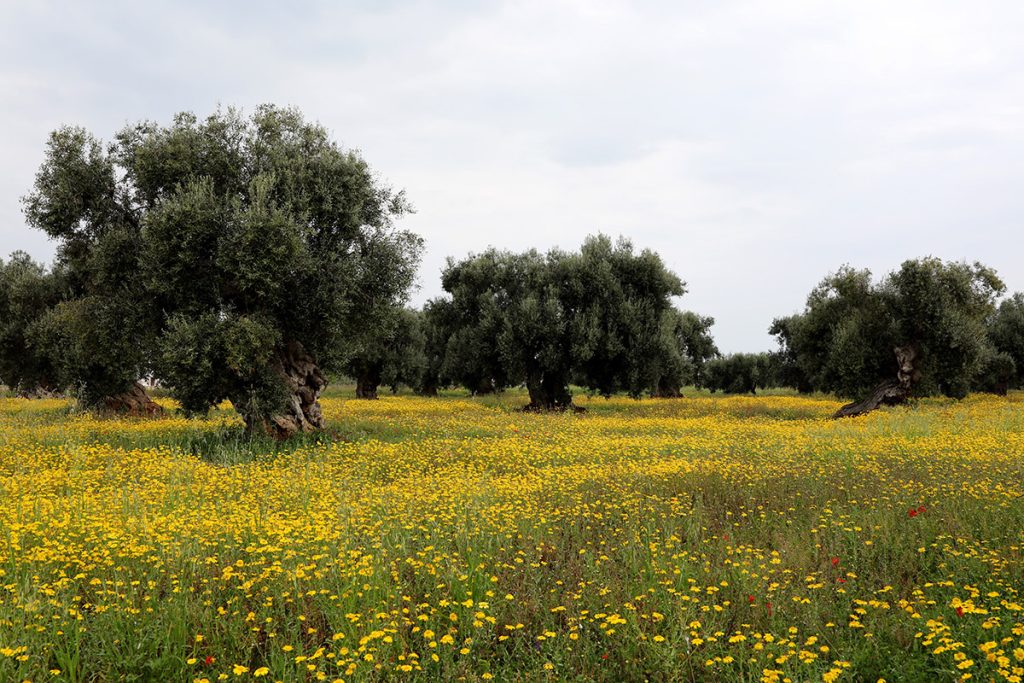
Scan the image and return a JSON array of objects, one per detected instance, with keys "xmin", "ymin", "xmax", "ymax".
[
  {"xmin": 17, "ymin": 384, "xmax": 63, "ymax": 399},
  {"xmin": 355, "ymin": 373, "xmax": 380, "ymax": 399},
  {"xmin": 417, "ymin": 381, "xmax": 439, "ymax": 397},
  {"xmin": 471, "ymin": 377, "xmax": 495, "ymax": 396},
  {"xmin": 652, "ymin": 377, "xmax": 682, "ymax": 398},
  {"xmin": 524, "ymin": 369, "xmax": 579, "ymax": 412},
  {"xmin": 101, "ymin": 382, "xmax": 164, "ymax": 417},
  {"xmin": 239, "ymin": 341, "xmax": 327, "ymax": 439},
  {"xmin": 834, "ymin": 346, "xmax": 919, "ymax": 418}
]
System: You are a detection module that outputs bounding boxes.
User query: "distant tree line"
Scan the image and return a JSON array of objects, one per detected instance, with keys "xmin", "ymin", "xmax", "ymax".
[
  {"xmin": 2, "ymin": 105, "xmax": 1022, "ymax": 430},
  {"xmin": 342, "ymin": 255, "xmax": 1024, "ymax": 419}
]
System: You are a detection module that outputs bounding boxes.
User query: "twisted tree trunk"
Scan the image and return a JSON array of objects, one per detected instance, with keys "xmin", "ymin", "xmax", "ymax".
[
  {"xmin": 833, "ymin": 346, "xmax": 919, "ymax": 418},
  {"xmin": 17, "ymin": 384, "xmax": 63, "ymax": 399},
  {"xmin": 240, "ymin": 341, "xmax": 327, "ymax": 439},
  {"xmin": 101, "ymin": 382, "xmax": 164, "ymax": 417}
]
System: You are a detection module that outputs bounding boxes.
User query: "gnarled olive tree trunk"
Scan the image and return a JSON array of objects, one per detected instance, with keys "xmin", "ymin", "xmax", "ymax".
[
  {"xmin": 524, "ymin": 369, "xmax": 578, "ymax": 412},
  {"xmin": 238, "ymin": 341, "xmax": 327, "ymax": 439},
  {"xmin": 833, "ymin": 346, "xmax": 919, "ymax": 418},
  {"xmin": 101, "ymin": 382, "xmax": 164, "ymax": 417},
  {"xmin": 17, "ymin": 384, "xmax": 63, "ymax": 399}
]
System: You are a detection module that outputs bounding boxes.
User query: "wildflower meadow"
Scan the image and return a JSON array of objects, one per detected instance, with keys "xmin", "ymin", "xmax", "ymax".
[{"xmin": 1, "ymin": 390, "xmax": 1022, "ymax": 682}]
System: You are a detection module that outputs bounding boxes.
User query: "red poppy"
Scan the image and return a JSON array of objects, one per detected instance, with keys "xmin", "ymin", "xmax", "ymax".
[
  {"xmin": 836, "ymin": 578, "xmax": 846, "ymax": 584},
  {"xmin": 917, "ymin": 505, "xmax": 926, "ymax": 514},
  {"xmin": 955, "ymin": 606, "xmax": 964, "ymax": 617},
  {"xmin": 831, "ymin": 557, "xmax": 840, "ymax": 567},
  {"xmin": 601, "ymin": 653, "xmax": 609, "ymax": 660},
  {"xmin": 908, "ymin": 508, "xmax": 918, "ymax": 518},
  {"xmin": 748, "ymin": 595, "xmax": 755, "ymax": 604},
  {"xmin": 204, "ymin": 655, "xmax": 215, "ymax": 666}
]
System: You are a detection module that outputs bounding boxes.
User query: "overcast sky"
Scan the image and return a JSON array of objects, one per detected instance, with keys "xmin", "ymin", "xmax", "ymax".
[{"xmin": 2, "ymin": 1, "xmax": 1022, "ymax": 352}]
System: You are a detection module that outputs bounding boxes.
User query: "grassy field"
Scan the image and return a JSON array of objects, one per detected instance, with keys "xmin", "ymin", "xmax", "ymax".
[{"xmin": 0, "ymin": 390, "xmax": 1022, "ymax": 682}]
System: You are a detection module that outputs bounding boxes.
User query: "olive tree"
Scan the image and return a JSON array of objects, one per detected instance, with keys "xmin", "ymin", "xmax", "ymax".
[
  {"xmin": 23, "ymin": 128, "xmax": 162, "ymax": 413},
  {"xmin": 650, "ymin": 309, "xmax": 718, "ymax": 397},
  {"xmin": 440, "ymin": 235, "xmax": 685, "ymax": 410},
  {"xmin": 436, "ymin": 253, "xmax": 516, "ymax": 396},
  {"xmin": 0, "ymin": 252, "xmax": 63, "ymax": 396},
  {"xmin": 974, "ymin": 293, "xmax": 1024, "ymax": 394},
  {"xmin": 25, "ymin": 106, "xmax": 421, "ymax": 434},
  {"xmin": 972, "ymin": 346, "xmax": 1016, "ymax": 396},
  {"xmin": 701, "ymin": 353, "xmax": 772, "ymax": 394},
  {"xmin": 418, "ymin": 298, "xmax": 457, "ymax": 396},
  {"xmin": 678, "ymin": 311, "xmax": 719, "ymax": 386},
  {"xmin": 564, "ymin": 236, "xmax": 686, "ymax": 404},
  {"xmin": 344, "ymin": 307, "xmax": 426, "ymax": 398},
  {"xmin": 145, "ymin": 108, "xmax": 421, "ymax": 435},
  {"xmin": 766, "ymin": 315, "xmax": 814, "ymax": 393},
  {"xmin": 772, "ymin": 259, "xmax": 1003, "ymax": 417}
]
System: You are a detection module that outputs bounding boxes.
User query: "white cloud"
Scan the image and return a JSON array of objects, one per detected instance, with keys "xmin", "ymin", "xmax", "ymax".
[{"xmin": 2, "ymin": 0, "xmax": 1022, "ymax": 351}]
